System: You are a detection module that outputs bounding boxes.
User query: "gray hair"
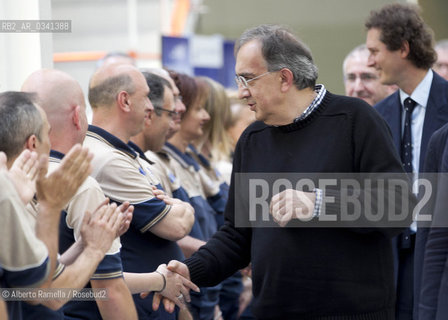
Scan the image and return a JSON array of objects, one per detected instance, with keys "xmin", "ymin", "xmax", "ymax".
[
  {"xmin": 88, "ymin": 74, "xmax": 136, "ymax": 109},
  {"xmin": 0, "ymin": 92, "xmax": 43, "ymax": 159},
  {"xmin": 235, "ymin": 24, "xmax": 318, "ymax": 90},
  {"xmin": 436, "ymin": 39, "xmax": 448, "ymax": 51},
  {"xmin": 342, "ymin": 44, "xmax": 369, "ymax": 76}
]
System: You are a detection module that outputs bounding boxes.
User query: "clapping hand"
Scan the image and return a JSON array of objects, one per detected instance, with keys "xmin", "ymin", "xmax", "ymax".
[
  {"xmin": 0, "ymin": 150, "xmax": 41, "ymax": 204},
  {"xmin": 116, "ymin": 201, "xmax": 133, "ymax": 237},
  {"xmin": 80, "ymin": 201, "xmax": 125, "ymax": 255},
  {"xmin": 36, "ymin": 144, "xmax": 92, "ymax": 211}
]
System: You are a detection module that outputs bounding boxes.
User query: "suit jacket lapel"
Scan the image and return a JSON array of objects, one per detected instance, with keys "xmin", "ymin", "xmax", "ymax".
[{"xmin": 382, "ymin": 92, "xmax": 402, "ymax": 153}]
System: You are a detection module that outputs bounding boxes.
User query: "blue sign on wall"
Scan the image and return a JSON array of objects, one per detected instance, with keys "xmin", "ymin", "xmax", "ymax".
[{"xmin": 162, "ymin": 35, "xmax": 237, "ymax": 89}]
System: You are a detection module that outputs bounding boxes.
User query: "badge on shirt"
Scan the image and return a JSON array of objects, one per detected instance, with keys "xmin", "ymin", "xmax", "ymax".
[{"xmin": 168, "ymin": 172, "xmax": 177, "ymax": 183}]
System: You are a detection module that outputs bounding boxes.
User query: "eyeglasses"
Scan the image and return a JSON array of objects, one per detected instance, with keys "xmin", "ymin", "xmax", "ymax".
[
  {"xmin": 235, "ymin": 71, "xmax": 272, "ymax": 89},
  {"xmin": 154, "ymin": 107, "xmax": 179, "ymax": 118}
]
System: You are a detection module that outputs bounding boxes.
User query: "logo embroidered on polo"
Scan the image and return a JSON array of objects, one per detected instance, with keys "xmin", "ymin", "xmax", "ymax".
[
  {"xmin": 145, "ymin": 167, "xmax": 157, "ymax": 180},
  {"xmin": 168, "ymin": 172, "xmax": 176, "ymax": 183}
]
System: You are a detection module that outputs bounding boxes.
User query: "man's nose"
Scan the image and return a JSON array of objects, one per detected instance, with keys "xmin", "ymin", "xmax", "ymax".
[
  {"xmin": 367, "ymin": 55, "xmax": 375, "ymax": 67},
  {"xmin": 353, "ymin": 77, "xmax": 365, "ymax": 91},
  {"xmin": 238, "ymin": 86, "xmax": 250, "ymax": 100}
]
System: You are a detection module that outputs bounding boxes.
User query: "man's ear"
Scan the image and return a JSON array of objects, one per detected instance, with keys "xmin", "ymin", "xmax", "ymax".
[
  {"xmin": 117, "ymin": 91, "xmax": 131, "ymax": 112},
  {"xmin": 73, "ymin": 105, "xmax": 81, "ymax": 130},
  {"xmin": 24, "ymin": 135, "xmax": 38, "ymax": 151},
  {"xmin": 400, "ymin": 40, "xmax": 410, "ymax": 59},
  {"xmin": 279, "ymin": 68, "xmax": 294, "ymax": 93}
]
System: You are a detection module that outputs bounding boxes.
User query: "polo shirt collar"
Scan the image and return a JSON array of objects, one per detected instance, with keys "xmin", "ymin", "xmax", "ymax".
[
  {"xmin": 49, "ymin": 149, "xmax": 65, "ymax": 160},
  {"xmin": 87, "ymin": 125, "xmax": 137, "ymax": 159},
  {"xmin": 187, "ymin": 144, "xmax": 210, "ymax": 168},
  {"xmin": 127, "ymin": 141, "xmax": 154, "ymax": 165},
  {"xmin": 164, "ymin": 142, "xmax": 200, "ymax": 171}
]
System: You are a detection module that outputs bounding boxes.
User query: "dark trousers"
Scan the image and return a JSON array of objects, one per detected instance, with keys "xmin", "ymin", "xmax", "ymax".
[{"xmin": 394, "ymin": 230, "xmax": 416, "ymax": 320}]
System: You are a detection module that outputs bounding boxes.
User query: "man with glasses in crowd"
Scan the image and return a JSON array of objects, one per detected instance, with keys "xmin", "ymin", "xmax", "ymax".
[
  {"xmin": 85, "ymin": 63, "xmax": 196, "ymax": 319},
  {"xmin": 159, "ymin": 24, "xmax": 413, "ymax": 319},
  {"xmin": 129, "ymin": 71, "xmax": 183, "ymax": 197}
]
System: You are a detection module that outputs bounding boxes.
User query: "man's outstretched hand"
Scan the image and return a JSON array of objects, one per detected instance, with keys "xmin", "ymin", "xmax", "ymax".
[{"xmin": 146, "ymin": 260, "xmax": 198, "ymax": 313}]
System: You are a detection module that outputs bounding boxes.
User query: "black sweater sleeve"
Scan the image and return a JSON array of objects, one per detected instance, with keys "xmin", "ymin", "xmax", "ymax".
[
  {"xmin": 321, "ymin": 99, "xmax": 415, "ymax": 237},
  {"xmin": 185, "ymin": 134, "xmax": 252, "ymax": 286}
]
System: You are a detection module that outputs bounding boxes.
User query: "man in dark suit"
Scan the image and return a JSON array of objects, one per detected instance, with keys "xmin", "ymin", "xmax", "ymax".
[
  {"xmin": 365, "ymin": 3, "xmax": 448, "ymax": 319},
  {"xmin": 418, "ymin": 123, "xmax": 448, "ymax": 320}
]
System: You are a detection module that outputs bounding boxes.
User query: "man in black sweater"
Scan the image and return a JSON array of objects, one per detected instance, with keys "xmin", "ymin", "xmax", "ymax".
[{"xmin": 158, "ymin": 25, "xmax": 413, "ymax": 319}]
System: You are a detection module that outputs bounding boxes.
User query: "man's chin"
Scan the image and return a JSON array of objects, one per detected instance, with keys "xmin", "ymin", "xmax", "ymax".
[{"xmin": 166, "ymin": 127, "xmax": 180, "ymax": 139}]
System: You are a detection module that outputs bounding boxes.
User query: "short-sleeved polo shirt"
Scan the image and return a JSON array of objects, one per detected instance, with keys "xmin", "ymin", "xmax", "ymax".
[
  {"xmin": 40, "ymin": 150, "xmax": 123, "ymax": 320},
  {"xmin": 84, "ymin": 125, "xmax": 184, "ymax": 319},
  {"xmin": 187, "ymin": 145, "xmax": 229, "ymax": 216},
  {"xmin": 162, "ymin": 143, "xmax": 217, "ymax": 241},
  {"xmin": 144, "ymin": 149, "xmax": 190, "ymax": 202},
  {"xmin": 84, "ymin": 126, "xmax": 170, "ymax": 232},
  {"xmin": 0, "ymin": 173, "xmax": 50, "ymax": 320},
  {"xmin": 0, "ymin": 175, "xmax": 50, "ymax": 288}
]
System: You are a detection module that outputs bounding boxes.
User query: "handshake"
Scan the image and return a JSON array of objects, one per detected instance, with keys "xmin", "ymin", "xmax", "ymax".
[{"xmin": 143, "ymin": 261, "xmax": 198, "ymax": 313}]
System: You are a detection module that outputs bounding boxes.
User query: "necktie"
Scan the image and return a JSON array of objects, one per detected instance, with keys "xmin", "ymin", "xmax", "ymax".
[{"xmin": 401, "ymin": 97, "xmax": 416, "ymax": 173}]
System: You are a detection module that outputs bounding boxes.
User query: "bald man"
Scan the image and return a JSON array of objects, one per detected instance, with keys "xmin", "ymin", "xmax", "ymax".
[
  {"xmin": 22, "ymin": 69, "xmax": 138, "ymax": 320},
  {"xmin": 0, "ymin": 91, "xmax": 121, "ymax": 319},
  {"xmin": 343, "ymin": 44, "xmax": 397, "ymax": 106},
  {"xmin": 85, "ymin": 64, "xmax": 195, "ymax": 319},
  {"xmin": 22, "ymin": 69, "xmax": 198, "ymax": 319}
]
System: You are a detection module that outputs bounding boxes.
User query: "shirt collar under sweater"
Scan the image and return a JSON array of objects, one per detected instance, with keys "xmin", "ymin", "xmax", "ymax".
[
  {"xmin": 278, "ymin": 88, "xmax": 336, "ymax": 134},
  {"xmin": 293, "ymin": 84, "xmax": 326, "ymax": 123}
]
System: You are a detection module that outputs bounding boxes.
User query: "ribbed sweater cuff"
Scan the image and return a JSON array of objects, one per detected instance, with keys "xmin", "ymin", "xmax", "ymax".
[
  {"xmin": 321, "ymin": 188, "xmax": 341, "ymax": 217},
  {"xmin": 184, "ymin": 256, "xmax": 208, "ymax": 286}
]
